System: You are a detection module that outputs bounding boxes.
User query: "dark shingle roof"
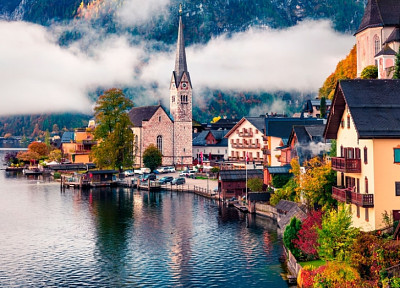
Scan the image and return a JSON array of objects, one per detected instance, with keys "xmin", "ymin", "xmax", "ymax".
[
  {"xmin": 266, "ymin": 165, "xmax": 291, "ymax": 174},
  {"xmin": 248, "ymin": 192, "xmax": 270, "ymax": 202},
  {"xmin": 246, "ymin": 117, "xmax": 265, "ymax": 133},
  {"xmin": 128, "ymin": 105, "xmax": 171, "ymax": 127},
  {"xmin": 265, "ymin": 117, "xmax": 324, "ymax": 139},
  {"xmin": 219, "ymin": 169, "xmax": 263, "ymax": 181},
  {"xmin": 356, "ymin": 0, "xmax": 400, "ymax": 35},
  {"xmin": 325, "ymin": 79, "xmax": 400, "ymax": 139},
  {"xmin": 375, "ymin": 44, "xmax": 397, "ymax": 57},
  {"xmin": 384, "ymin": 27, "xmax": 400, "ymax": 44},
  {"xmin": 192, "ymin": 130, "xmax": 229, "ymax": 147},
  {"xmin": 275, "ymin": 200, "xmax": 307, "ymax": 229}
]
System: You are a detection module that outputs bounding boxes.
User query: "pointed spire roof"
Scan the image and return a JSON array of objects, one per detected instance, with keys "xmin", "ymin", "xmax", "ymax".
[
  {"xmin": 173, "ymin": 5, "xmax": 191, "ymax": 86},
  {"xmin": 355, "ymin": 0, "xmax": 400, "ymax": 35}
]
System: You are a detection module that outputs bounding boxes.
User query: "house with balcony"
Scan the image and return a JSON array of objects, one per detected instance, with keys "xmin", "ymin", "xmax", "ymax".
[
  {"xmin": 61, "ymin": 127, "xmax": 96, "ymax": 164},
  {"xmin": 224, "ymin": 117, "xmax": 265, "ymax": 167},
  {"xmin": 324, "ymin": 79, "xmax": 400, "ymax": 231}
]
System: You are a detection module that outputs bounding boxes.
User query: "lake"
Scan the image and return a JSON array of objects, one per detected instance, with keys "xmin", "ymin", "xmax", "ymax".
[{"xmin": 0, "ymin": 149, "xmax": 290, "ymax": 287}]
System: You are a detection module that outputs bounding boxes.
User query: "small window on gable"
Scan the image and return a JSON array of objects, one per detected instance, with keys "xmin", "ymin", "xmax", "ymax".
[
  {"xmin": 394, "ymin": 148, "xmax": 400, "ymax": 163},
  {"xmin": 341, "ymin": 119, "xmax": 344, "ymax": 128},
  {"xmin": 365, "ymin": 177, "xmax": 369, "ymax": 194},
  {"xmin": 347, "ymin": 115, "xmax": 350, "ymax": 128},
  {"xmin": 159, "ymin": 116, "xmax": 161, "ymax": 122}
]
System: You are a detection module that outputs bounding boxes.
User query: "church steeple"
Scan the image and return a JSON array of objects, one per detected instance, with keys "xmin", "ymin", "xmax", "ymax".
[{"xmin": 174, "ymin": 4, "xmax": 190, "ymax": 86}]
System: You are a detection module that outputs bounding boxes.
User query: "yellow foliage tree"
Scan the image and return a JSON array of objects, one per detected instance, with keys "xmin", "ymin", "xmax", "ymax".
[
  {"xmin": 211, "ymin": 116, "xmax": 221, "ymax": 123},
  {"xmin": 319, "ymin": 45, "xmax": 357, "ymax": 100}
]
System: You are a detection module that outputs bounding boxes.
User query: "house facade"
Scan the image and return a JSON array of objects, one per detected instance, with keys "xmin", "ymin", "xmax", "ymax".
[
  {"xmin": 355, "ymin": 0, "xmax": 400, "ymax": 79},
  {"xmin": 128, "ymin": 9, "xmax": 192, "ymax": 167},
  {"xmin": 218, "ymin": 169, "xmax": 263, "ymax": 200},
  {"xmin": 192, "ymin": 130, "xmax": 228, "ymax": 163},
  {"xmin": 224, "ymin": 117, "xmax": 265, "ymax": 166},
  {"xmin": 324, "ymin": 79, "xmax": 400, "ymax": 231},
  {"xmin": 61, "ymin": 125, "xmax": 96, "ymax": 164}
]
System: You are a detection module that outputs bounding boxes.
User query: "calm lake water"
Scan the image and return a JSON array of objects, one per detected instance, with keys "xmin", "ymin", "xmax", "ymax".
[{"xmin": 0, "ymin": 149, "xmax": 289, "ymax": 287}]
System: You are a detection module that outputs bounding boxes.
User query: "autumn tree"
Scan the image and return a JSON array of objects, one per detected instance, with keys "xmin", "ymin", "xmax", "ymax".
[
  {"xmin": 48, "ymin": 149, "xmax": 62, "ymax": 162},
  {"xmin": 293, "ymin": 210, "xmax": 323, "ymax": 260},
  {"xmin": 92, "ymin": 88, "xmax": 134, "ymax": 170},
  {"xmin": 319, "ymin": 45, "xmax": 357, "ymax": 100},
  {"xmin": 28, "ymin": 141, "xmax": 48, "ymax": 157},
  {"xmin": 283, "ymin": 217, "xmax": 302, "ymax": 259},
  {"xmin": 317, "ymin": 205, "xmax": 359, "ymax": 262},
  {"xmin": 361, "ymin": 65, "xmax": 378, "ymax": 79},
  {"xmin": 143, "ymin": 144, "xmax": 162, "ymax": 172},
  {"xmin": 292, "ymin": 157, "xmax": 336, "ymax": 210}
]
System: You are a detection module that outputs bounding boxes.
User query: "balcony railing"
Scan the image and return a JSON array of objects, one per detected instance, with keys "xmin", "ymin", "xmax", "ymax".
[
  {"xmin": 238, "ymin": 131, "xmax": 253, "ymax": 137},
  {"xmin": 332, "ymin": 186, "xmax": 374, "ymax": 207},
  {"xmin": 331, "ymin": 157, "xmax": 361, "ymax": 173},
  {"xmin": 243, "ymin": 143, "xmax": 260, "ymax": 149}
]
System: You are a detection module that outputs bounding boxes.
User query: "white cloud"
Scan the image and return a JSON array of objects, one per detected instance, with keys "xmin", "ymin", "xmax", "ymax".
[
  {"xmin": 0, "ymin": 21, "xmax": 143, "ymax": 115},
  {"xmin": 142, "ymin": 20, "xmax": 354, "ymax": 96},
  {"xmin": 0, "ymin": 18, "xmax": 354, "ymax": 116}
]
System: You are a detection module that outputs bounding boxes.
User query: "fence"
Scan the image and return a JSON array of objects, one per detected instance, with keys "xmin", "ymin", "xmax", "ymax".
[
  {"xmin": 255, "ymin": 203, "xmax": 278, "ymax": 219},
  {"xmin": 283, "ymin": 245, "xmax": 302, "ymax": 282}
]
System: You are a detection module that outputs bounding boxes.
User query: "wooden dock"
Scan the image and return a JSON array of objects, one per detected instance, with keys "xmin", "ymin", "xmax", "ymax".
[{"xmin": 137, "ymin": 179, "xmax": 162, "ymax": 191}]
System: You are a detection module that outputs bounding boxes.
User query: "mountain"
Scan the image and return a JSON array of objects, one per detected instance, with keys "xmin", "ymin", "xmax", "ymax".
[{"xmin": 0, "ymin": 0, "xmax": 366, "ymax": 136}]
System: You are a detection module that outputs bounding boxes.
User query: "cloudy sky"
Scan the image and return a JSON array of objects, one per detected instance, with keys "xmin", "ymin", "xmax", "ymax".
[{"xmin": 0, "ymin": 0, "xmax": 354, "ymax": 116}]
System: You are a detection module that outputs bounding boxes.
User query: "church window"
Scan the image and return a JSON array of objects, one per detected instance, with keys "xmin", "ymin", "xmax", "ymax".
[
  {"xmin": 157, "ymin": 135, "xmax": 162, "ymax": 153},
  {"xmin": 374, "ymin": 35, "xmax": 380, "ymax": 55}
]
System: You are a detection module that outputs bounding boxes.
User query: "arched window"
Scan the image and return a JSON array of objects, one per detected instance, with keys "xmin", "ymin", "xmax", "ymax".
[
  {"xmin": 157, "ymin": 135, "xmax": 162, "ymax": 153},
  {"xmin": 374, "ymin": 35, "xmax": 380, "ymax": 55}
]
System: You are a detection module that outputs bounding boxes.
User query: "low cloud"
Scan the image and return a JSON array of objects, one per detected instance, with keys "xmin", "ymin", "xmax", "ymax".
[
  {"xmin": 0, "ymin": 18, "xmax": 354, "ymax": 116},
  {"xmin": 117, "ymin": 0, "xmax": 171, "ymax": 27}
]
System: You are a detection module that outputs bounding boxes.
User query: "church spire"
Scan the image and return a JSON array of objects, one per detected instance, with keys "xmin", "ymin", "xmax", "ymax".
[{"xmin": 174, "ymin": 4, "xmax": 189, "ymax": 86}]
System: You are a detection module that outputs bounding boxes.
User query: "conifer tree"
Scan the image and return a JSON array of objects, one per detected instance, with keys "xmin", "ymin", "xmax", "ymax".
[{"xmin": 393, "ymin": 47, "xmax": 400, "ymax": 79}]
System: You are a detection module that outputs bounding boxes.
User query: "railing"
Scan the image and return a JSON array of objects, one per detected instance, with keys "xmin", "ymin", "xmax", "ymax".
[
  {"xmin": 332, "ymin": 186, "xmax": 374, "ymax": 207},
  {"xmin": 231, "ymin": 143, "xmax": 243, "ymax": 148},
  {"xmin": 239, "ymin": 131, "xmax": 253, "ymax": 137},
  {"xmin": 243, "ymin": 143, "xmax": 261, "ymax": 149},
  {"xmin": 228, "ymin": 157, "xmax": 238, "ymax": 161},
  {"xmin": 331, "ymin": 157, "xmax": 361, "ymax": 173},
  {"xmin": 351, "ymin": 191, "xmax": 374, "ymax": 207}
]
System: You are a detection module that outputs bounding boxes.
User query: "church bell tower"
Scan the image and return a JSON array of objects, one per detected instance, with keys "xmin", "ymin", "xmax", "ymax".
[{"xmin": 170, "ymin": 4, "xmax": 193, "ymax": 166}]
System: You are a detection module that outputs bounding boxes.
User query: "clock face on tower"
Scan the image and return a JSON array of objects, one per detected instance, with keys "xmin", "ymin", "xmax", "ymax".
[{"xmin": 181, "ymin": 82, "xmax": 188, "ymax": 90}]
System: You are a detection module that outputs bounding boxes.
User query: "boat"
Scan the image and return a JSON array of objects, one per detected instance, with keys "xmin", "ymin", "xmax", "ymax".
[
  {"xmin": 23, "ymin": 168, "xmax": 43, "ymax": 175},
  {"xmin": 233, "ymin": 203, "xmax": 249, "ymax": 213}
]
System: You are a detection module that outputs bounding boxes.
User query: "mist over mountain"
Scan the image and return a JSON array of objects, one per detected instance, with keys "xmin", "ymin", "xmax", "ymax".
[{"xmin": 0, "ymin": 0, "xmax": 365, "ymax": 136}]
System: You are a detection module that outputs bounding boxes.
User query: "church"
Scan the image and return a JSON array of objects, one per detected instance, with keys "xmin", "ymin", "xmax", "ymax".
[
  {"xmin": 128, "ymin": 6, "xmax": 193, "ymax": 167},
  {"xmin": 355, "ymin": 0, "xmax": 400, "ymax": 79}
]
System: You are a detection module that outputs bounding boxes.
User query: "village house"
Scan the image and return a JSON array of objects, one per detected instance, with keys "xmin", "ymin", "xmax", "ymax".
[
  {"xmin": 192, "ymin": 130, "xmax": 228, "ymax": 164},
  {"xmin": 128, "ymin": 8, "xmax": 192, "ymax": 168},
  {"xmin": 218, "ymin": 169, "xmax": 263, "ymax": 201},
  {"xmin": 60, "ymin": 122, "xmax": 96, "ymax": 164},
  {"xmin": 303, "ymin": 99, "xmax": 332, "ymax": 118},
  {"xmin": 324, "ymin": 79, "xmax": 400, "ymax": 231},
  {"xmin": 224, "ymin": 116, "xmax": 265, "ymax": 168},
  {"xmin": 355, "ymin": 0, "xmax": 400, "ymax": 79}
]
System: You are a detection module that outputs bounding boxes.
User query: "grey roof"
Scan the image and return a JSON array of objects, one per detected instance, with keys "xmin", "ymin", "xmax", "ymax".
[
  {"xmin": 246, "ymin": 117, "xmax": 265, "ymax": 133},
  {"xmin": 375, "ymin": 44, "xmax": 397, "ymax": 57},
  {"xmin": 275, "ymin": 200, "xmax": 307, "ymax": 229},
  {"xmin": 61, "ymin": 132, "xmax": 74, "ymax": 143},
  {"xmin": 248, "ymin": 192, "xmax": 271, "ymax": 202},
  {"xmin": 356, "ymin": 0, "xmax": 400, "ymax": 35},
  {"xmin": 325, "ymin": 79, "xmax": 400, "ymax": 139},
  {"xmin": 128, "ymin": 105, "xmax": 171, "ymax": 127},
  {"xmin": 219, "ymin": 169, "xmax": 263, "ymax": 181},
  {"xmin": 266, "ymin": 165, "xmax": 291, "ymax": 174},
  {"xmin": 173, "ymin": 14, "xmax": 191, "ymax": 87},
  {"xmin": 265, "ymin": 117, "xmax": 324, "ymax": 139},
  {"xmin": 192, "ymin": 130, "xmax": 229, "ymax": 147},
  {"xmin": 384, "ymin": 27, "xmax": 400, "ymax": 44}
]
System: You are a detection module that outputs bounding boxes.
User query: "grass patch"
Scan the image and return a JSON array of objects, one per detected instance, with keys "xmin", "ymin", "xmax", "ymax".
[{"xmin": 299, "ymin": 259, "xmax": 325, "ymax": 269}]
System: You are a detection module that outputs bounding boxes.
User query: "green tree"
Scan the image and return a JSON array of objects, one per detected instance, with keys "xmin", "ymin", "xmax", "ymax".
[
  {"xmin": 92, "ymin": 88, "xmax": 134, "ymax": 170},
  {"xmin": 270, "ymin": 178, "xmax": 298, "ymax": 206},
  {"xmin": 393, "ymin": 47, "xmax": 400, "ymax": 79},
  {"xmin": 143, "ymin": 144, "xmax": 162, "ymax": 172},
  {"xmin": 317, "ymin": 205, "xmax": 359, "ymax": 262},
  {"xmin": 283, "ymin": 217, "xmax": 302, "ymax": 259},
  {"xmin": 320, "ymin": 97, "xmax": 327, "ymax": 118},
  {"xmin": 48, "ymin": 149, "xmax": 62, "ymax": 162},
  {"xmin": 271, "ymin": 173, "xmax": 292, "ymax": 188},
  {"xmin": 361, "ymin": 65, "xmax": 378, "ymax": 79},
  {"xmin": 247, "ymin": 177, "xmax": 263, "ymax": 192}
]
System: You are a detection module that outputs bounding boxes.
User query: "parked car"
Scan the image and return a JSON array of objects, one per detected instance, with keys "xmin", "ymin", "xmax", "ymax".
[
  {"xmin": 159, "ymin": 176, "xmax": 174, "ymax": 184},
  {"xmin": 166, "ymin": 166, "xmax": 176, "ymax": 173},
  {"xmin": 141, "ymin": 173, "xmax": 156, "ymax": 181},
  {"xmin": 171, "ymin": 177, "xmax": 186, "ymax": 185},
  {"xmin": 179, "ymin": 170, "xmax": 196, "ymax": 178}
]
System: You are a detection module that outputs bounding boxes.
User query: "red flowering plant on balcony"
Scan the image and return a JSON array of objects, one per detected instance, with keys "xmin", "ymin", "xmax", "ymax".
[{"xmin": 293, "ymin": 210, "xmax": 323, "ymax": 261}]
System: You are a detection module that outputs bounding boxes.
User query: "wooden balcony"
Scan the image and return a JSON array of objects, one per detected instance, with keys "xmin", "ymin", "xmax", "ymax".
[
  {"xmin": 332, "ymin": 186, "xmax": 374, "ymax": 207},
  {"xmin": 331, "ymin": 157, "xmax": 361, "ymax": 173},
  {"xmin": 238, "ymin": 131, "xmax": 253, "ymax": 137},
  {"xmin": 243, "ymin": 143, "xmax": 261, "ymax": 149}
]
